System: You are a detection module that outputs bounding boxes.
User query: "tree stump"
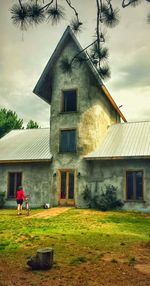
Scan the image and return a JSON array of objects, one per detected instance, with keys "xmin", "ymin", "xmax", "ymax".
[{"xmin": 27, "ymin": 247, "xmax": 54, "ymax": 270}]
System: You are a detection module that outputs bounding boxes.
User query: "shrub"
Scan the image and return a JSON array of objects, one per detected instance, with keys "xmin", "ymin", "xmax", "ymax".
[
  {"xmin": 83, "ymin": 184, "xmax": 123, "ymax": 211},
  {"xmin": 0, "ymin": 192, "xmax": 6, "ymax": 208}
]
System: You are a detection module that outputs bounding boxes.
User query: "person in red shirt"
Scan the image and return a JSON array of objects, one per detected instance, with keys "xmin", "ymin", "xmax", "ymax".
[{"xmin": 16, "ymin": 186, "xmax": 25, "ymax": 215}]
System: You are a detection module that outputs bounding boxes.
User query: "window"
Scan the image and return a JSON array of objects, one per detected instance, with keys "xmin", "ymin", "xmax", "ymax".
[
  {"xmin": 8, "ymin": 172, "xmax": 22, "ymax": 198},
  {"xmin": 126, "ymin": 171, "xmax": 143, "ymax": 201},
  {"xmin": 62, "ymin": 89, "xmax": 77, "ymax": 112},
  {"xmin": 60, "ymin": 129, "xmax": 76, "ymax": 153}
]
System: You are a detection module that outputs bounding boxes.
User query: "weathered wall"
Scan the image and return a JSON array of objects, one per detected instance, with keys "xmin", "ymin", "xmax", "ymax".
[
  {"xmin": 0, "ymin": 162, "xmax": 51, "ymax": 208},
  {"xmin": 49, "ymin": 38, "xmax": 121, "ymax": 206},
  {"xmin": 87, "ymin": 159, "xmax": 150, "ymax": 211}
]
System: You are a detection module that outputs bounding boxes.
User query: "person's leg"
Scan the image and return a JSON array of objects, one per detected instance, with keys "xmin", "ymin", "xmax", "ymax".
[
  {"xmin": 17, "ymin": 204, "xmax": 20, "ymax": 215},
  {"xmin": 20, "ymin": 203, "xmax": 23, "ymax": 214}
]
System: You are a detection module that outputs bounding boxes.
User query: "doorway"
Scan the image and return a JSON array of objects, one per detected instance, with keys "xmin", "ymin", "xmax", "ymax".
[{"xmin": 59, "ymin": 170, "xmax": 75, "ymax": 206}]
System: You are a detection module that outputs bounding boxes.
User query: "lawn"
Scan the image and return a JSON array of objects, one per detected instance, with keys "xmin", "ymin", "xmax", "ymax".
[{"xmin": 0, "ymin": 208, "xmax": 150, "ymax": 286}]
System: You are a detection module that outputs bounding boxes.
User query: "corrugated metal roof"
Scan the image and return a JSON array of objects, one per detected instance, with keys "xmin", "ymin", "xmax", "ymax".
[
  {"xmin": 0, "ymin": 128, "xmax": 52, "ymax": 162},
  {"xmin": 85, "ymin": 121, "xmax": 150, "ymax": 160}
]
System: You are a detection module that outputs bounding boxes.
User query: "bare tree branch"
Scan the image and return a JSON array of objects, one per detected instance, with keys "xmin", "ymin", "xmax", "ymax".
[{"xmin": 65, "ymin": 0, "xmax": 79, "ymax": 22}]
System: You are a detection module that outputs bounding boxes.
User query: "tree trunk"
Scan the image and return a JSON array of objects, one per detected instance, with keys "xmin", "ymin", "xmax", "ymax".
[
  {"xmin": 37, "ymin": 248, "xmax": 54, "ymax": 269},
  {"xmin": 27, "ymin": 247, "xmax": 54, "ymax": 270}
]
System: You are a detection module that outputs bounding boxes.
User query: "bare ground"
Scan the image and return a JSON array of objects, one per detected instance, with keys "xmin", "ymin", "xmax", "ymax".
[
  {"xmin": 0, "ymin": 208, "xmax": 149, "ymax": 286},
  {"xmin": 0, "ymin": 248, "xmax": 150, "ymax": 286}
]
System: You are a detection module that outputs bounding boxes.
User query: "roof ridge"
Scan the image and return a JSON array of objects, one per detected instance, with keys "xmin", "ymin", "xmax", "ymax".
[{"xmin": 9, "ymin": 128, "xmax": 50, "ymax": 132}]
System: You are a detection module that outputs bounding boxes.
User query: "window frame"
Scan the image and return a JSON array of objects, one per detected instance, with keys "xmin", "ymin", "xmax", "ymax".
[
  {"xmin": 61, "ymin": 89, "xmax": 78, "ymax": 113},
  {"xmin": 7, "ymin": 172, "xmax": 22, "ymax": 199},
  {"xmin": 59, "ymin": 128, "xmax": 77, "ymax": 153},
  {"xmin": 126, "ymin": 170, "xmax": 144, "ymax": 201}
]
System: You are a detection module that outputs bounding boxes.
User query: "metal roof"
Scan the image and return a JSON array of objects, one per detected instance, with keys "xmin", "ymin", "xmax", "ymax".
[
  {"xmin": 33, "ymin": 26, "xmax": 126, "ymax": 122},
  {"xmin": 85, "ymin": 121, "xmax": 150, "ymax": 160},
  {"xmin": 0, "ymin": 129, "xmax": 52, "ymax": 163}
]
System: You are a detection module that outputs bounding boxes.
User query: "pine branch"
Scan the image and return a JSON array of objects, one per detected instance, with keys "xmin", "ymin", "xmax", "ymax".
[
  {"xmin": 122, "ymin": 0, "xmax": 142, "ymax": 8},
  {"xmin": 40, "ymin": 0, "xmax": 54, "ymax": 11},
  {"xmin": 96, "ymin": 0, "xmax": 101, "ymax": 69},
  {"xmin": 70, "ymin": 40, "xmax": 97, "ymax": 65},
  {"xmin": 18, "ymin": 0, "xmax": 23, "ymax": 9},
  {"xmin": 65, "ymin": 0, "xmax": 79, "ymax": 21}
]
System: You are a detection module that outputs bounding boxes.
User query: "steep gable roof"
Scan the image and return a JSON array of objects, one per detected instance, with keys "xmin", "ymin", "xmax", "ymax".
[
  {"xmin": 33, "ymin": 26, "xmax": 126, "ymax": 122},
  {"xmin": 0, "ymin": 128, "xmax": 52, "ymax": 163},
  {"xmin": 85, "ymin": 121, "xmax": 150, "ymax": 160}
]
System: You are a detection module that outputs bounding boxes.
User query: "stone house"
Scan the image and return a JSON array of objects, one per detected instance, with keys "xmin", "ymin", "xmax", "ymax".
[{"xmin": 0, "ymin": 27, "xmax": 150, "ymax": 211}]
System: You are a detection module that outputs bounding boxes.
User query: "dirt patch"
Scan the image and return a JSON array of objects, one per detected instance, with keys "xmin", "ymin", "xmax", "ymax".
[
  {"xmin": 0, "ymin": 253, "xmax": 149, "ymax": 286},
  {"xmin": 135, "ymin": 264, "xmax": 150, "ymax": 275},
  {"xmin": 27, "ymin": 207, "xmax": 71, "ymax": 218}
]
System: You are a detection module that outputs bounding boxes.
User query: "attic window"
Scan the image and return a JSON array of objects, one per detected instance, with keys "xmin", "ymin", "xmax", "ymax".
[
  {"xmin": 62, "ymin": 89, "xmax": 77, "ymax": 112},
  {"xmin": 126, "ymin": 171, "xmax": 143, "ymax": 201}
]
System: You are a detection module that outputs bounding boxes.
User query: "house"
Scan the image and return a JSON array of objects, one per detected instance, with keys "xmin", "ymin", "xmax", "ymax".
[{"xmin": 0, "ymin": 26, "xmax": 150, "ymax": 211}]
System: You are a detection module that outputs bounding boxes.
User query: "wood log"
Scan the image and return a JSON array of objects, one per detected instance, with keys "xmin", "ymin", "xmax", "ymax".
[{"xmin": 27, "ymin": 247, "xmax": 54, "ymax": 270}]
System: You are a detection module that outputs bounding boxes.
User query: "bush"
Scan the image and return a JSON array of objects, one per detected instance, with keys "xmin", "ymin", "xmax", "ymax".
[
  {"xmin": 83, "ymin": 184, "xmax": 123, "ymax": 211},
  {"xmin": 0, "ymin": 192, "xmax": 6, "ymax": 208}
]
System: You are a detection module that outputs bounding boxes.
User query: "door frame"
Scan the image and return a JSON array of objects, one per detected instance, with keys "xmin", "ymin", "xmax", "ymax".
[{"xmin": 57, "ymin": 169, "xmax": 76, "ymax": 206}]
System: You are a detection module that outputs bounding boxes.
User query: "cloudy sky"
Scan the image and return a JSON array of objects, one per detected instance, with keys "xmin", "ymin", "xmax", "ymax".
[{"xmin": 0, "ymin": 0, "xmax": 150, "ymax": 127}]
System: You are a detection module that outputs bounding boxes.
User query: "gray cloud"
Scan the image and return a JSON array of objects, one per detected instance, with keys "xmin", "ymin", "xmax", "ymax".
[
  {"xmin": 108, "ymin": 47, "xmax": 150, "ymax": 90},
  {"xmin": 0, "ymin": 0, "xmax": 150, "ymax": 126}
]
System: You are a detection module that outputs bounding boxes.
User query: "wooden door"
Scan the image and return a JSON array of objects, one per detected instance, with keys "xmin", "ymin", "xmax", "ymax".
[{"xmin": 59, "ymin": 170, "xmax": 75, "ymax": 206}]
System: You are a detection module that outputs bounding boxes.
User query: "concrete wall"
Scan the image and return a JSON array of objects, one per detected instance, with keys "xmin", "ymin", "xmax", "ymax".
[
  {"xmin": 0, "ymin": 162, "xmax": 51, "ymax": 208},
  {"xmin": 49, "ymin": 38, "xmax": 121, "ymax": 206},
  {"xmin": 87, "ymin": 159, "xmax": 150, "ymax": 212}
]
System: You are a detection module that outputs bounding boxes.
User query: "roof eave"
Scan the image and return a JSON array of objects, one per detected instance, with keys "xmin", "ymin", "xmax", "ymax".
[
  {"xmin": 101, "ymin": 85, "xmax": 127, "ymax": 122},
  {"xmin": 0, "ymin": 158, "xmax": 52, "ymax": 164},
  {"xmin": 85, "ymin": 155, "xmax": 150, "ymax": 160}
]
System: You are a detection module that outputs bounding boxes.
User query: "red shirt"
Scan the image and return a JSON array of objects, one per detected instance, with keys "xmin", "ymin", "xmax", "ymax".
[{"xmin": 16, "ymin": 190, "xmax": 25, "ymax": 200}]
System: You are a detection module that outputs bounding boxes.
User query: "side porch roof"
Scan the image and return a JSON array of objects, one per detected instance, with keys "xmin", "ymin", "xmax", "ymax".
[
  {"xmin": 0, "ymin": 128, "xmax": 52, "ymax": 163},
  {"xmin": 85, "ymin": 121, "xmax": 150, "ymax": 160}
]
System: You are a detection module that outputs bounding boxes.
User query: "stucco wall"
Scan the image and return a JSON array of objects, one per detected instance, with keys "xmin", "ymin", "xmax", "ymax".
[
  {"xmin": 49, "ymin": 38, "xmax": 121, "ymax": 206},
  {"xmin": 50, "ymin": 39, "xmax": 120, "ymax": 157},
  {"xmin": 87, "ymin": 159, "xmax": 150, "ymax": 211},
  {"xmin": 0, "ymin": 162, "xmax": 51, "ymax": 208}
]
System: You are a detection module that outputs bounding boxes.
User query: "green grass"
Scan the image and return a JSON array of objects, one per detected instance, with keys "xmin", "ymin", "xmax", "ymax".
[{"xmin": 0, "ymin": 208, "xmax": 150, "ymax": 265}]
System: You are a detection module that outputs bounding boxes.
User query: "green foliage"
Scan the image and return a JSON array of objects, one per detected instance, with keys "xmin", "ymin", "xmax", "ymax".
[
  {"xmin": 0, "ymin": 192, "xmax": 6, "ymax": 208},
  {"xmin": 90, "ymin": 44, "xmax": 109, "ymax": 62},
  {"xmin": 128, "ymin": 256, "xmax": 136, "ymax": 266},
  {"xmin": 0, "ymin": 109, "xmax": 40, "ymax": 138},
  {"xmin": 69, "ymin": 256, "xmax": 87, "ymax": 265},
  {"xmin": 70, "ymin": 18, "xmax": 83, "ymax": 33},
  {"xmin": 83, "ymin": 184, "xmax": 123, "ymax": 211},
  {"xmin": 11, "ymin": 3, "xmax": 28, "ymax": 30},
  {"xmin": 0, "ymin": 108, "xmax": 23, "ymax": 138},
  {"xmin": 28, "ymin": 3, "xmax": 45, "ymax": 25},
  {"xmin": 47, "ymin": 5, "xmax": 65, "ymax": 24},
  {"xmin": 60, "ymin": 57, "xmax": 72, "ymax": 73},
  {"xmin": 102, "ymin": 7, "xmax": 120, "ymax": 28},
  {"xmin": 26, "ymin": 120, "xmax": 40, "ymax": 129}
]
